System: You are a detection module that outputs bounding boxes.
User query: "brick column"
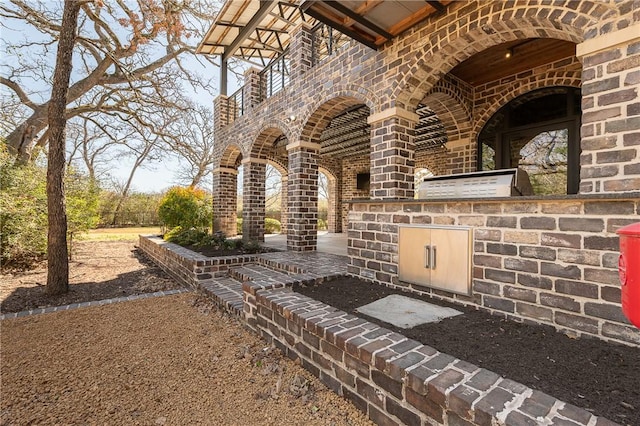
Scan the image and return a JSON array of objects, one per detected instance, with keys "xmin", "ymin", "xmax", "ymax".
[
  {"xmin": 367, "ymin": 107, "xmax": 417, "ymax": 199},
  {"xmin": 289, "ymin": 22, "xmax": 313, "ymax": 81},
  {"xmin": 577, "ymin": 24, "xmax": 640, "ymax": 193},
  {"xmin": 242, "ymin": 158, "xmax": 266, "ymax": 242},
  {"xmin": 242, "ymin": 67, "xmax": 263, "ymax": 110},
  {"xmin": 327, "ymin": 176, "xmax": 341, "ymax": 233},
  {"xmin": 213, "ymin": 95, "xmax": 229, "ymax": 132},
  {"xmin": 287, "ymin": 141, "xmax": 319, "ymax": 251},
  {"xmin": 212, "ymin": 167, "xmax": 238, "ymax": 236},
  {"xmin": 280, "ymin": 175, "xmax": 288, "ymax": 235}
]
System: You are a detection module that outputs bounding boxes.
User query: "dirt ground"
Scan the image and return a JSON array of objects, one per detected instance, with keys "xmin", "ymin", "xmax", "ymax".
[
  {"xmin": 1, "ymin": 294, "xmax": 372, "ymax": 425},
  {"xmin": 1, "ymin": 241, "xmax": 372, "ymax": 425},
  {"xmin": 294, "ymin": 277, "xmax": 640, "ymax": 426},
  {"xmin": 1, "ymin": 241, "xmax": 182, "ymax": 314}
]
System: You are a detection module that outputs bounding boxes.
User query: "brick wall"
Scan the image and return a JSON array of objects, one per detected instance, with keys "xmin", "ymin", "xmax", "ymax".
[
  {"xmin": 347, "ymin": 196, "xmax": 640, "ymax": 347},
  {"xmin": 249, "ymin": 287, "xmax": 612, "ymax": 426},
  {"xmin": 138, "ymin": 235, "xmax": 258, "ymax": 286},
  {"xmin": 578, "ymin": 26, "xmax": 640, "ymax": 193}
]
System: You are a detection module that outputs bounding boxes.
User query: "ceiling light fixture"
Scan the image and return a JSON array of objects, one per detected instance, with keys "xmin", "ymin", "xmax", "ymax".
[{"xmin": 505, "ymin": 48, "xmax": 513, "ymax": 59}]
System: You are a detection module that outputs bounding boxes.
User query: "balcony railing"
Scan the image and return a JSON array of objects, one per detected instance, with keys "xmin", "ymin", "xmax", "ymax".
[
  {"xmin": 260, "ymin": 49, "xmax": 289, "ymax": 101},
  {"xmin": 311, "ymin": 23, "xmax": 350, "ymax": 66},
  {"xmin": 225, "ymin": 86, "xmax": 244, "ymax": 123},
  {"xmin": 220, "ymin": 26, "xmax": 350, "ymax": 127}
]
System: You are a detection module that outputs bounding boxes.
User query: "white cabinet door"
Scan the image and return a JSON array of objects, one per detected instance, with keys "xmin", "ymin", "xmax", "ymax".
[
  {"xmin": 398, "ymin": 227, "xmax": 432, "ymax": 286},
  {"xmin": 429, "ymin": 227, "xmax": 471, "ymax": 295},
  {"xmin": 398, "ymin": 225, "xmax": 472, "ymax": 296}
]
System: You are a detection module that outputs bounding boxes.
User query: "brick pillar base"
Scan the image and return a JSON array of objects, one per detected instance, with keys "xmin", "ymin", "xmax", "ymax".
[
  {"xmin": 368, "ymin": 108, "xmax": 417, "ymax": 199},
  {"xmin": 280, "ymin": 176, "xmax": 288, "ymax": 235},
  {"xmin": 287, "ymin": 141, "xmax": 319, "ymax": 251},
  {"xmin": 213, "ymin": 167, "xmax": 238, "ymax": 236},
  {"xmin": 242, "ymin": 159, "xmax": 266, "ymax": 242}
]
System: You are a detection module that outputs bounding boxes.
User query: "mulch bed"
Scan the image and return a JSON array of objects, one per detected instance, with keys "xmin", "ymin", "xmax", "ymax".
[
  {"xmin": 294, "ymin": 276, "xmax": 640, "ymax": 425},
  {"xmin": 183, "ymin": 245, "xmax": 277, "ymax": 257}
]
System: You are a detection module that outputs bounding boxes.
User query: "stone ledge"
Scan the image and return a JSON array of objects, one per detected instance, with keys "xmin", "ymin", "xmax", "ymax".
[{"xmin": 253, "ymin": 288, "xmax": 614, "ymax": 426}]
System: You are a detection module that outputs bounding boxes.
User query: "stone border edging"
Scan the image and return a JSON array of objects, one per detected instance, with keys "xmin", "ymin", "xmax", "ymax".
[{"xmin": 0, "ymin": 289, "xmax": 190, "ymax": 321}]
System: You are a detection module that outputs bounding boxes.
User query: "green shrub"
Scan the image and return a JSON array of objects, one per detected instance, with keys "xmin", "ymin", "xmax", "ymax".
[
  {"xmin": 0, "ymin": 146, "xmax": 100, "ymax": 269},
  {"xmin": 158, "ymin": 186, "xmax": 212, "ymax": 230},
  {"xmin": 237, "ymin": 217, "xmax": 282, "ymax": 235},
  {"xmin": 164, "ymin": 226, "xmax": 211, "ymax": 246},
  {"xmin": 0, "ymin": 147, "xmax": 48, "ymax": 267},
  {"xmin": 265, "ymin": 218, "xmax": 281, "ymax": 234},
  {"xmin": 317, "ymin": 219, "xmax": 327, "ymax": 231}
]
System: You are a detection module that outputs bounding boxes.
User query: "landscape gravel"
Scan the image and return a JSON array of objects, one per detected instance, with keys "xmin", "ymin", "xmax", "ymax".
[{"xmin": 2, "ymin": 289, "xmax": 372, "ymax": 425}]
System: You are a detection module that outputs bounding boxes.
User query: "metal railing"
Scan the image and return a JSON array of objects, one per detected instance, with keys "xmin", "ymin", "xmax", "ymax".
[
  {"xmin": 260, "ymin": 49, "xmax": 290, "ymax": 101},
  {"xmin": 225, "ymin": 86, "xmax": 244, "ymax": 123},
  {"xmin": 311, "ymin": 23, "xmax": 350, "ymax": 66}
]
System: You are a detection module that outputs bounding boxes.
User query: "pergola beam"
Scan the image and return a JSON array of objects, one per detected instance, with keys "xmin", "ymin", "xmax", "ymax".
[{"xmin": 222, "ymin": 0, "xmax": 278, "ymax": 61}]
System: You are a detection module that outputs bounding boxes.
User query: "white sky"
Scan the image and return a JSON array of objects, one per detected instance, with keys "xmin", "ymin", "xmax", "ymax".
[{"xmin": 1, "ymin": 4, "xmax": 244, "ymax": 194}]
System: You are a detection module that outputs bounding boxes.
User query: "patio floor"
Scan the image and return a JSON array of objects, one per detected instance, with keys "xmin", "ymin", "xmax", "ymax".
[{"xmin": 262, "ymin": 231, "xmax": 348, "ymax": 256}]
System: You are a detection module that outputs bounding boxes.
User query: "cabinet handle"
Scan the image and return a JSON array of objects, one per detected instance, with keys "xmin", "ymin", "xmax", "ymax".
[
  {"xmin": 424, "ymin": 245, "xmax": 431, "ymax": 269},
  {"xmin": 431, "ymin": 245, "xmax": 437, "ymax": 270}
]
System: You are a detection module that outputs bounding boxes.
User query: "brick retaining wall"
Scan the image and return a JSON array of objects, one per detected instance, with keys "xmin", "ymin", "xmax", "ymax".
[
  {"xmin": 347, "ymin": 195, "xmax": 640, "ymax": 347},
  {"xmin": 138, "ymin": 233, "xmax": 624, "ymax": 425},
  {"xmin": 138, "ymin": 235, "xmax": 258, "ymax": 287},
  {"xmin": 251, "ymin": 287, "xmax": 613, "ymax": 426}
]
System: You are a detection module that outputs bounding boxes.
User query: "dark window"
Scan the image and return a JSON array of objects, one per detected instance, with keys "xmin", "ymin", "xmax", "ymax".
[
  {"xmin": 478, "ymin": 87, "xmax": 581, "ymax": 195},
  {"xmin": 356, "ymin": 173, "xmax": 370, "ymax": 191}
]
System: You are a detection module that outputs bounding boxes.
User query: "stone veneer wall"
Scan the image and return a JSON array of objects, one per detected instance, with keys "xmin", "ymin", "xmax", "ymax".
[{"xmin": 347, "ymin": 195, "xmax": 640, "ymax": 347}]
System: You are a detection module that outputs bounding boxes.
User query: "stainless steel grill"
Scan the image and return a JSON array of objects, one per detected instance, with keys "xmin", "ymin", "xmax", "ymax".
[{"xmin": 418, "ymin": 168, "xmax": 533, "ymax": 199}]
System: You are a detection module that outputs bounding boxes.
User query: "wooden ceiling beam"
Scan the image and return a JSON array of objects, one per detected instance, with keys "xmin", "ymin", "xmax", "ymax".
[
  {"xmin": 324, "ymin": 1, "xmax": 393, "ymax": 40},
  {"xmin": 223, "ymin": 0, "xmax": 278, "ymax": 61}
]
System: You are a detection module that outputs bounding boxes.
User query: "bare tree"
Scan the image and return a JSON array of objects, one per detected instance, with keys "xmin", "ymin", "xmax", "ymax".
[
  {"xmin": 166, "ymin": 103, "xmax": 216, "ymax": 188},
  {"xmin": 265, "ymin": 164, "xmax": 282, "ymax": 210},
  {"xmin": 1, "ymin": 0, "xmax": 222, "ymax": 163},
  {"xmin": 46, "ymin": 0, "xmax": 81, "ymax": 295}
]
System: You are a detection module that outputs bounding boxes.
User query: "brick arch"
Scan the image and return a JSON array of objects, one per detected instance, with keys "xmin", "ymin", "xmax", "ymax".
[
  {"xmin": 318, "ymin": 165, "xmax": 338, "ymax": 182},
  {"xmin": 473, "ymin": 72, "xmax": 582, "ymax": 137},
  {"xmin": 266, "ymin": 159, "xmax": 287, "ymax": 177},
  {"xmin": 421, "ymin": 91, "xmax": 472, "ymax": 142},
  {"xmin": 300, "ymin": 85, "xmax": 378, "ymax": 143},
  {"xmin": 250, "ymin": 120, "xmax": 293, "ymax": 159},
  {"xmin": 394, "ymin": 0, "xmax": 613, "ymax": 109},
  {"xmin": 217, "ymin": 143, "xmax": 244, "ymax": 169}
]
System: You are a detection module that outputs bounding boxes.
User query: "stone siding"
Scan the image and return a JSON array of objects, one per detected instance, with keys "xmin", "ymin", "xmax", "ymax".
[{"xmin": 347, "ymin": 196, "xmax": 640, "ymax": 347}]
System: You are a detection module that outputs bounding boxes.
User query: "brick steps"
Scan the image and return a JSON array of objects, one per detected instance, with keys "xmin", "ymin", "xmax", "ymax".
[{"xmin": 198, "ymin": 277, "xmax": 244, "ymax": 315}]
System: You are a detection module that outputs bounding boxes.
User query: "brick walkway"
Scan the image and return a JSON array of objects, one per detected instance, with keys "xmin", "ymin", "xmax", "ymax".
[
  {"xmin": 195, "ymin": 251, "xmax": 350, "ymax": 317},
  {"xmin": 0, "ymin": 289, "xmax": 191, "ymax": 320}
]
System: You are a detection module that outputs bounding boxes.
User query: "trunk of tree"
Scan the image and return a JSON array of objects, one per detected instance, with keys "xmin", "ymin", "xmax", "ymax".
[{"xmin": 46, "ymin": 0, "xmax": 80, "ymax": 295}]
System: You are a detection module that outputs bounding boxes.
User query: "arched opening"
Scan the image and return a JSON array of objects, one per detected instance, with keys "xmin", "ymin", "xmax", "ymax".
[
  {"xmin": 214, "ymin": 144, "xmax": 243, "ymax": 237},
  {"xmin": 265, "ymin": 163, "xmax": 284, "ymax": 234},
  {"xmin": 243, "ymin": 127, "xmax": 289, "ymax": 242},
  {"xmin": 478, "ymin": 87, "xmax": 582, "ymax": 195}
]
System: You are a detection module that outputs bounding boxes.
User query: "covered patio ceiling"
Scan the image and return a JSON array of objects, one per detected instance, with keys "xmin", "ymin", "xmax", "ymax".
[
  {"xmin": 300, "ymin": 0, "xmax": 451, "ymax": 49},
  {"xmin": 197, "ymin": 0, "xmax": 453, "ymax": 63},
  {"xmin": 200, "ymin": 2, "xmax": 577, "ymax": 160}
]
